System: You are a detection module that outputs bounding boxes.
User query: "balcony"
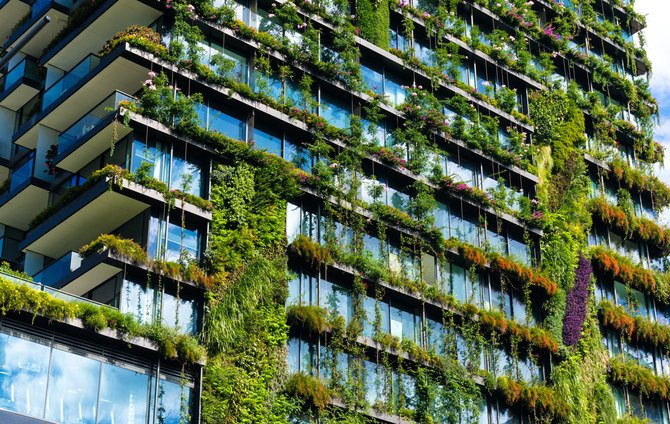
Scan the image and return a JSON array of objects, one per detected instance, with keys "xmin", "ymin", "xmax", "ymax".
[
  {"xmin": 46, "ymin": 247, "xmax": 122, "ymax": 295},
  {"xmin": 41, "ymin": 0, "xmax": 161, "ymax": 71},
  {"xmin": 0, "ymin": 267, "xmax": 109, "ymax": 308},
  {"xmin": 0, "ymin": 0, "xmax": 34, "ymax": 42},
  {"xmin": 20, "ymin": 176, "xmax": 211, "ymax": 258},
  {"xmin": 32, "ymin": 249, "xmax": 81, "ymax": 287},
  {"xmin": 2, "ymin": 0, "xmax": 72, "ymax": 58},
  {"xmin": 0, "ymin": 56, "xmax": 42, "ymax": 110},
  {"xmin": 42, "ymin": 54, "xmax": 101, "ymax": 110},
  {"xmin": 19, "ymin": 178, "xmax": 148, "ymax": 258},
  {"xmin": 13, "ymin": 43, "xmax": 149, "ymax": 149},
  {"xmin": 0, "ymin": 152, "xmax": 50, "ymax": 231},
  {"xmin": 54, "ymin": 90, "xmax": 134, "ymax": 172}
]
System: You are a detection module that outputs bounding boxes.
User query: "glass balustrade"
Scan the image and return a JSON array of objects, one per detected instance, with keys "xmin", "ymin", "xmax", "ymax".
[
  {"xmin": 42, "ymin": 54, "xmax": 100, "ymax": 110},
  {"xmin": 0, "ymin": 57, "xmax": 40, "ymax": 94},
  {"xmin": 8, "ymin": 153, "xmax": 35, "ymax": 192},
  {"xmin": 0, "ymin": 268, "xmax": 108, "ymax": 308},
  {"xmin": 32, "ymin": 251, "xmax": 82, "ymax": 287},
  {"xmin": 58, "ymin": 91, "xmax": 134, "ymax": 153}
]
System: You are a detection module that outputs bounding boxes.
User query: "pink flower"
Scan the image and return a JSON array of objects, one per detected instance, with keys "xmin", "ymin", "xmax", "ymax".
[{"xmin": 147, "ymin": 71, "xmax": 157, "ymax": 78}]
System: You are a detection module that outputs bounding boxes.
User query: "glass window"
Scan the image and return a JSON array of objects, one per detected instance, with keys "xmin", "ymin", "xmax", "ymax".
[
  {"xmin": 287, "ymin": 338, "xmax": 300, "ymax": 374},
  {"xmin": 97, "ymin": 364, "xmax": 148, "ymax": 424},
  {"xmin": 286, "ymin": 202, "xmax": 301, "ymax": 241},
  {"xmin": 151, "ymin": 378, "xmax": 191, "ymax": 424},
  {"xmin": 390, "ymin": 303, "xmax": 420, "ymax": 344},
  {"xmin": 384, "ymin": 72, "xmax": 406, "ymax": 107},
  {"xmin": 45, "ymin": 348, "xmax": 101, "ymax": 424},
  {"xmin": 508, "ymin": 232, "xmax": 529, "ymax": 266},
  {"xmin": 119, "ymin": 279, "xmax": 156, "ymax": 325},
  {"xmin": 131, "ymin": 140, "xmax": 170, "ymax": 182},
  {"xmin": 148, "ymin": 216, "xmax": 200, "ymax": 262},
  {"xmin": 161, "ymin": 291, "xmax": 198, "ymax": 335},
  {"xmin": 362, "ymin": 296, "xmax": 377, "ymax": 338},
  {"xmin": 451, "ymin": 207, "xmax": 479, "ymax": 246},
  {"xmin": 284, "ymin": 140, "xmax": 311, "ymax": 172},
  {"xmin": 207, "ymin": 106, "xmax": 246, "ymax": 140},
  {"xmin": 0, "ymin": 333, "xmax": 50, "ymax": 418},
  {"xmin": 254, "ymin": 125, "xmax": 283, "ymax": 157},
  {"xmin": 361, "ymin": 64, "xmax": 383, "ymax": 94},
  {"xmin": 426, "ymin": 317, "xmax": 444, "ymax": 355},
  {"xmin": 319, "ymin": 279, "xmax": 352, "ymax": 322},
  {"xmin": 171, "ymin": 156, "xmax": 203, "ymax": 197},
  {"xmin": 130, "ymin": 140, "xmax": 204, "ymax": 197},
  {"xmin": 320, "ymin": 92, "xmax": 350, "ymax": 129},
  {"xmin": 448, "ymin": 157, "xmax": 475, "ymax": 186}
]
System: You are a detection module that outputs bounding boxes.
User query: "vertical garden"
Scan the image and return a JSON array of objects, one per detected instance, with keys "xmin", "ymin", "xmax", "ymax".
[{"xmin": 10, "ymin": 0, "xmax": 667, "ymax": 421}]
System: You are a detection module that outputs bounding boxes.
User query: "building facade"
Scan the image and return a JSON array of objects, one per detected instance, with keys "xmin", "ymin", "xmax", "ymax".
[{"xmin": 0, "ymin": 0, "xmax": 666, "ymax": 422}]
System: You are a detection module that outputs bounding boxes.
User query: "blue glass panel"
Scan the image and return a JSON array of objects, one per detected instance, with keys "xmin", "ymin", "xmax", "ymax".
[
  {"xmin": 361, "ymin": 64, "xmax": 383, "ymax": 94},
  {"xmin": 254, "ymin": 126, "xmax": 282, "ymax": 157},
  {"xmin": 120, "ymin": 279, "xmax": 156, "ymax": 325},
  {"xmin": 161, "ymin": 292, "xmax": 198, "ymax": 335},
  {"xmin": 320, "ymin": 92, "xmax": 350, "ymax": 129},
  {"xmin": 9, "ymin": 155, "xmax": 34, "ymax": 192},
  {"xmin": 152, "ymin": 379, "xmax": 190, "ymax": 424},
  {"xmin": 0, "ymin": 333, "xmax": 49, "ymax": 418},
  {"xmin": 97, "ymin": 364, "xmax": 148, "ymax": 424},
  {"xmin": 171, "ymin": 156, "xmax": 202, "ymax": 197},
  {"xmin": 43, "ymin": 55, "xmax": 100, "ymax": 110},
  {"xmin": 45, "ymin": 348, "xmax": 100, "ymax": 424},
  {"xmin": 58, "ymin": 92, "xmax": 134, "ymax": 153},
  {"xmin": 284, "ymin": 140, "xmax": 311, "ymax": 172},
  {"xmin": 287, "ymin": 338, "xmax": 300, "ymax": 374},
  {"xmin": 208, "ymin": 108, "xmax": 245, "ymax": 140}
]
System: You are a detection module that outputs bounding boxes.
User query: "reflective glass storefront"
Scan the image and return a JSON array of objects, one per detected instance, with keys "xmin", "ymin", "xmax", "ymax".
[{"xmin": 0, "ymin": 329, "xmax": 192, "ymax": 424}]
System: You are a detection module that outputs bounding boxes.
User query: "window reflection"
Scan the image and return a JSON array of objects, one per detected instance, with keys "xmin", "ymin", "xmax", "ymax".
[
  {"xmin": 151, "ymin": 378, "xmax": 191, "ymax": 424},
  {"xmin": 0, "ymin": 333, "xmax": 49, "ymax": 419},
  {"xmin": 0, "ymin": 330, "xmax": 192, "ymax": 423},
  {"xmin": 46, "ymin": 349, "xmax": 100, "ymax": 424},
  {"xmin": 98, "ymin": 364, "xmax": 148, "ymax": 424}
]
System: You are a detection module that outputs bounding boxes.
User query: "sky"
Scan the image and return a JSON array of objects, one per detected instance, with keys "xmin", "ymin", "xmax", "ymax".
[{"xmin": 634, "ymin": 0, "xmax": 670, "ymax": 223}]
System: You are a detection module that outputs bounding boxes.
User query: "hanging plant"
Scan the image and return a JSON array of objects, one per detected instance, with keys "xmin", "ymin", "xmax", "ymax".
[{"xmin": 562, "ymin": 252, "xmax": 592, "ymax": 347}]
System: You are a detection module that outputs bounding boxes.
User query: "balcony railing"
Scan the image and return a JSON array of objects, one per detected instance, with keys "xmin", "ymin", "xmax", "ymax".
[
  {"xmin": 30, "ymin": 0, "xmax": 71, "ymax": 17},
  {"xmin": 42, "ymin": 53, "xmax": 100, "ymax": 110},
  {"xmin": 32, "ymin": 250, "xmax": 81, "ymax": 287},
  {"xmin": 0, "ymin": 268, "xmax": 109, "ymax": 308},
  {"xmin": 8, "ymin": 151, "xmax": 35, "ymax": 192},
  {"xmin": 0, "ymin": 56, "xmax": 40, "ymax": 94},
  {"xmin": 58, "ymin": 90, "xmax": 134, "ymax": 153}
]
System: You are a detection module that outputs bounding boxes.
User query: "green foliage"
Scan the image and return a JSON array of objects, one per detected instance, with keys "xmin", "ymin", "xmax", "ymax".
[
  {"xmin": 79, "ymin": 233, "xmax": 148, "ymax": 263},
  {"xmin": 356, "ymin": 0, "xmax": 390, "ymax": 49},
  {"xmin": 288, "ymin": 234, "xmax": 334, "ymax": 268},
  {"xmin": 207, "ymin": 163, "xmax": 288, "ymax": 274},
  {"xmin": 286, "ymin": 304, "xmax": 329, "ymax": 334},
  {"xmin": 284, "ymin": 373, "xmax": 332, "ymax": 411},
  {"xmin": 0, "ymin": 277, "xmax": 205, "ymax": 363},
  {"xmin": 201, "ymin": 255, "xmax": 297, "ymax": 423},
  {"xmin": 99, "ymin": 25, "xmax": 166, "ymax": 56}
]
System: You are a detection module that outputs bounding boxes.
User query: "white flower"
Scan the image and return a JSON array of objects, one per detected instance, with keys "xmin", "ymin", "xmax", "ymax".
[{"xmin": 147, "ymin": 71, "xmax": 157, "ymax": 78}]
